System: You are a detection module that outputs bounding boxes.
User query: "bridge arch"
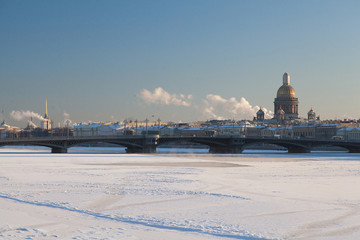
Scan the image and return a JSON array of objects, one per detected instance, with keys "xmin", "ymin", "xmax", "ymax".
[
  {"xmin": 158, "ymin": 136, "xmax": 230, "ymax": 153},
  {"xmin": 0, "ymin": 141, "xmax": 68, "ymax": 153},
  {"xmin": 157, "ymin": 139, "xmax": 209, "ymax": 149},
  {"xmin": 243, "ymin": 139, "xmax": 311, "ymax": 153},
  {"xmin": 0, "ymin": 136, "xmax": 156, "ymax": 153},
  {"xmin": 2, "ymin": 136, "xmax": 360, "ymax": 154},
  {"xmin": 239, "ymin": 142, "xmax": 286, "ymax": 152},
  {"xmin": 330, "ymin": 143, "xmax": 360, "ymax": 153}
]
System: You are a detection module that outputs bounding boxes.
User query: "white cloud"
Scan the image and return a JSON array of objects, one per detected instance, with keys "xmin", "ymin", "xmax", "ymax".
[
  {"xmin": 138, "ymin": 87, "xmax": 273, "ymax": 120},
  {"xmin": 10, "ymin": 110, "xmax": 45, "ymax": 121},
  {"xmin": 202, "ymin": 94, "xmax": 273, "ymax": 120},
  {"xmin": 63, "ymin": 112, "xmax": 73, "ymax": 126},
  {"xmin": 138, "ymin": 87, "xmax": 192, "ymax": 107}
]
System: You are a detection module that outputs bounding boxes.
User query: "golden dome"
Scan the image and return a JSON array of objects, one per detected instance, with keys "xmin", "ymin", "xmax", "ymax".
[{"xmin": 277, "ymin": 85, "xmax": 296, "ymax": 98}]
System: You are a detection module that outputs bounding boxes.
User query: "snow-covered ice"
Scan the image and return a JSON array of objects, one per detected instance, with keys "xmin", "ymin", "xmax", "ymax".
[{"xmin": 0, "ymin": 147, "xmax": 360, "ymax": 239}]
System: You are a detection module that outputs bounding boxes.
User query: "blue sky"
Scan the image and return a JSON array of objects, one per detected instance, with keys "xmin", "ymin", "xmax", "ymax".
[{"xmin": 1, "ymin": 0, "xmax": 360, "ymax": 126}]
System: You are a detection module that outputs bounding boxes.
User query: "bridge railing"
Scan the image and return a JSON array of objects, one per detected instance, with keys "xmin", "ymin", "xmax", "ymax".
[
  {"xmin": 0, "ymin": 134, "xmax": 156, "ymax": 142},
  {"xmin": 2, "ymin": 134, "xmax": 360, "ymax": 143}
]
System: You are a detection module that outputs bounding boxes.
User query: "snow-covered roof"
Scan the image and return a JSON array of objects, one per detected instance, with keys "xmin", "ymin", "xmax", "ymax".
[
  {"xmin": 182, "ymin": 127, "xmax": 205, "ymax": 131},
  {"xmin": 218, "ymin": 125, "xmax": 245, "ymax": 129},
  {"xmin": 0, "ymin": 122, "xmax": 19, "ymax": 130},
  {"xmin": 276, "ymin": 126, "xmax": 293, "ymax": 130},
  {"xmin": 74, "ymin": 122, "xmax": 125, "ymax": 129},
  {"xmin": 337, "ymin": 127, "xmax": 360, "ymax": 132},
  {"xmin": 247, "ymin": 126, "xmax": 265, "ymax": 129},
  {"xmin": 317, "ymin": 124, "xmax": 339, "ymax": 127}
]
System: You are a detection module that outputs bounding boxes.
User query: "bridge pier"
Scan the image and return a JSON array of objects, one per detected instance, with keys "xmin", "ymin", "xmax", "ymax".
[
  {"xmin": 126, "ymin": 147, "xmax": 142, "ymax": 153},
  {"xmin": 143, "ymin": 145, "xmax": 157, "ymax": 153},
  {"xmin": 347, "ymin": 147, "xmax": 360, "ymax": 153},
  {"xmin": 126, "ymin": 146, "xmax": 157, "ymax": 153},
  {"xmin": 209, "ymin": 146, "xmax": 243, "ymax": 154},
  {"xmin": 51, "ymin": 147, "xmax": 68, "ymax": 153},
  {"xmin": 209, "ymin": 146, "xmax": 229, "ymax": 154},
  {"xmin": 287, "ymin": 146, "xmax": 310, "ymax": 153}
]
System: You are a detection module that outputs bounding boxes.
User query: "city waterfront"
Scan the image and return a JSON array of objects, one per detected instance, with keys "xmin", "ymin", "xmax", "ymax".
[
  {"xmin": 2, "ymin": 134, "xmax": 360, "ymax": 154},
  {"xmin": 2, "ymin": 1, "xmax": 360, "ymax": 239}
]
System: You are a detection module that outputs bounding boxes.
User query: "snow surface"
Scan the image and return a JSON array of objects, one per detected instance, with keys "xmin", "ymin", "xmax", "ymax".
[{"xmin": 0, "ymin": 147, "xmax": 360, "ymax": 239}]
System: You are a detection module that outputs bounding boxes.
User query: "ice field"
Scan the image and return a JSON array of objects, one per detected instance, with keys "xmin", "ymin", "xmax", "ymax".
[{"xmin": 0, "ymin": 147, "xmax": 360, "ymax": 239}]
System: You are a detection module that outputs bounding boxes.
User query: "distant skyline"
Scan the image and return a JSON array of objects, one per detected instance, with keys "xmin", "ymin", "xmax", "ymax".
[{"xmin": 1, "ymin": 0, "xmax": 360, "ymax": 127}]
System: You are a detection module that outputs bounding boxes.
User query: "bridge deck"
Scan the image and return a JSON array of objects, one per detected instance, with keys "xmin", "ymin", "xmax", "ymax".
[{"xmin": 1, "ymin": 136, "xmax": 359, "ymax": 153}]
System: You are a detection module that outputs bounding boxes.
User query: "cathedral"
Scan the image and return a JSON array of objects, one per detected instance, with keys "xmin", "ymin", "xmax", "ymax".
[
  {"xmin": 255, "ymin": 72, "xmax": 317, "ymax": 122},
  {"xmin": 274, "ymin": 73, "xmax": 299, "ymax": 120}
]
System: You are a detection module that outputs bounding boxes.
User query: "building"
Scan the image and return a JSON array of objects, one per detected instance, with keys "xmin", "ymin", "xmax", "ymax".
[
  {"xmin": 276, "ymin": 107, "xmax": 285, "ymax": 122},
  {"xmin": 73, "ymin": 122, "xmax": 124, "ymax": 136},
  {"xmin": 261, "ymin": 127, "xmax": 277, "ymax": 138},
  {"xmin": 216, "ymin": 124, "xmax": 246, "ymax": 136},
  {"xmin": 293, "ymin": 125, "xmax": 316, "ymax": 139},
  {"xmin": 276, "ymin": 126, "xmax": 293, "ymax": 139},
  {"xmin": 308, "ymin": 108, "xmax": 316, "ymax": 121},
  {"xmin": 246, "ymin": 126, "xmax": 265, "ymax": 137},
  {"xmin": 274, "ymin": 73, "xmax": 299, "ymax": 120},
  {"xmin": 256, "ymin": 108, "xmax": 265, "ymax": 121},
  {"xmin": 315, "ymin": 124, "xmax": 339, "ymax": 140},
  {"xmin": 337, "ymin": 127, "xmax": 360, "ymax": 141},
  {"xmin": 41, "ymin": 98, "xmax": 52, "ymax": 130},
  {"xmin": 159, "ymin": 127, "xmax": 177, "ymax": 136},
  {"xmin": 180, "ymin": 127, "xmax": 215, "ymax": 137},
  {"xmin": 0, "ymin": 121, "xmax": 20, "ymax": 139}
]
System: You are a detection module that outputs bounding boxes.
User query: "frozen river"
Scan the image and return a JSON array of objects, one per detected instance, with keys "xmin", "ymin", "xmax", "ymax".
[{"xmin": 0, "ymin": 147, "xmax": 360, "ymax": 239}]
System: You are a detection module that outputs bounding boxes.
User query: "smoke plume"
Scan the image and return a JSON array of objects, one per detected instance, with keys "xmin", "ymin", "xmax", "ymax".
[
  {"xmin": 10, "ymin": 110, "xmax": 45, "ymax": 121},
  {"xmin": 27, "ymin": 120, "xmax": 38, "ymax": 128},
  {"xmin": 63, "ymin": 112, "xmax": 73, "ymax": 127}
]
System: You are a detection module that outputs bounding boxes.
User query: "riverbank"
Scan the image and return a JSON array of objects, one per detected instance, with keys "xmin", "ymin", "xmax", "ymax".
[{"xmin": 1, "ymin": 149, "xmax": 360, "ymax": 239}]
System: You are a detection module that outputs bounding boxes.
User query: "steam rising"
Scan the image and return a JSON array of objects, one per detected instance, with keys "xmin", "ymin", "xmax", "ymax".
[
  {"xmin": 63, "ymin": 112, "xmax": 73, "ymax": 126},
  {"xmin": 10, "ymin": 110, "xmax": 45, "ymax": 121},
  {"xmin": 27, "ymin": 120, "xmax": 38, "ymax": 128}
]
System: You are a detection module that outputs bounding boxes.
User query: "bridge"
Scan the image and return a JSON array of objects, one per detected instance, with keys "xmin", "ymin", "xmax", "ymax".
[
  {"xmin": 1, "ymin": 135, "xmax": 360, "ymax": 154},
  {"xmin": 0, "ymin": 136, "xmax": 157, "ymax": 153}
]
